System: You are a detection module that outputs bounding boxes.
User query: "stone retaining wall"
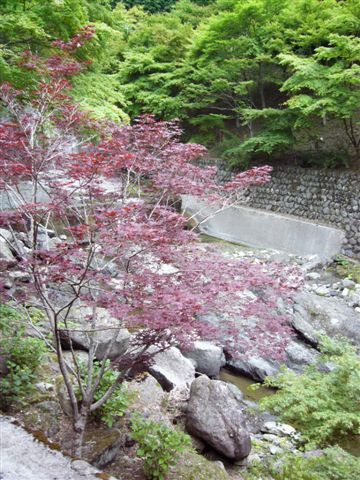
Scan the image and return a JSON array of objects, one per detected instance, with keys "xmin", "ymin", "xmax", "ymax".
[{"xmin": 240, "ymin": 167, "xmax": 360, "ymax": 257}]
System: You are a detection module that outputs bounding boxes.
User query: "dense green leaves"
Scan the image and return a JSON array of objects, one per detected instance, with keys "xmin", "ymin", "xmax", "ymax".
[
  {"xmin": 259, "ymin": 338, "xmax": 360, "ymax": 448},
  {"xmin": 274, "ymin": 448, "xmax": 360, "ymax": 480},
  {"xmin": 118, "ymin": 0, "xmax": 177, "ymax": 13},
  {"xmin": 0, "ymin": 0, "xmax": 131, "ymax": 120},
  {"xmin": 280, "ymin": 34, "xmax": 360, "ymax": 158},
  {"xmin": 116, "ymin": 0, "xmax": 360, "ymax": 167},
  {"xmin": 1, "ymin": 0, "xmax": 359, "ymax": 165}
]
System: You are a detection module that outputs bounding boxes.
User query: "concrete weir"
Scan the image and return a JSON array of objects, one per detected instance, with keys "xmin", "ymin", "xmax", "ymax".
[{"xmin": 182, "ymin": 196, "xmax": 345, "ymax": 260}]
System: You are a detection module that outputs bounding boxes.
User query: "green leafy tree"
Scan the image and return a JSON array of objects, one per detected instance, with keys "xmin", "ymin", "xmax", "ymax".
[
  {"xmin": 0, "ymin": 0, "xmax": 131, "ymax": 120},
  {"xmin": 118, "ymin": 11, "xmax": 193, "ymax": 118},
  {"xmin": 116, "ymin": 0, "xmax": 360, "ymax": 168},
  {"xmin": 119, "ymin": 0, "xmax": 177, "ymax": 13},
  {"xmin": 280, "ymin": 34, "xmax": 360, "ymax": 163}
]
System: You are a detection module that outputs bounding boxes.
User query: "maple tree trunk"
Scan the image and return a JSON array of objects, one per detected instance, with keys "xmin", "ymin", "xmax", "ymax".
[{"xmin": 73, "ymin": 406, "xmax": 89, "ymax": 458}]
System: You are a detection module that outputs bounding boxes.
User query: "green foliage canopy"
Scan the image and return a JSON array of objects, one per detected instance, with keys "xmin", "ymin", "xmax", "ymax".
[
  {"xmin": 1, "ymin": 0, "xmax": 359, "ymax": 165},
  {"xmin": 0, "ymin": 0, "xmax": 132, "ymax": 121},
  {"xmin": 116, "ymin": 0, "xmax": 360, "ymax": 167}
]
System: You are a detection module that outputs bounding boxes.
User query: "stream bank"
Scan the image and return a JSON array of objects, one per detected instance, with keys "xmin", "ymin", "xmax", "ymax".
[{"xmin": 1, "ymin": 228, "xmax": 360, "ymax": 478}]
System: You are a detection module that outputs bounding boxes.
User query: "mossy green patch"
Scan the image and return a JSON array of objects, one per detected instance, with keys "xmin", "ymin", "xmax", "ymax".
[{"xmin": 169, "ymin": 449, "xmax": 229, "ymax": 480}]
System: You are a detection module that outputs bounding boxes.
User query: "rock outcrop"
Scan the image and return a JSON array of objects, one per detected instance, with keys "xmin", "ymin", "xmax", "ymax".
[
  {"xmin": 60, "ymin": 306, "xmax": 131, "ymax": 360},
  {"xmin": 0, "ymin": 228, "xmax": 15, "ymax": 262},
  {"xmin": 0, "ymin": 416, "xmax": 118, "ymax": 480},
  {"xmin": 226, "ymin": 339, "xmax": 319, "ymax": 382},
  {"xmin": 293, "ymin": 292, "xmax": 360, "ymax": 347}
]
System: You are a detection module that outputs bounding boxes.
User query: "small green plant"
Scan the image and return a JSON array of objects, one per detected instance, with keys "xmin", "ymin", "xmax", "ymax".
[
  {"xmin": 258, "ymin": 337, "xmax": 360, "ymax": 448},
  {"xmin": 0, "ymin": 304, "xmax": 47, "ymax": 409},
  {"xmin": 335, "ymin": 254, "xmax": 351, "ymax": 267},
  {"xmin": 79, "ymin": 360, "xmax": 131, "ymax": 427},
  {"xmin": 332, "ymin": 256, "xmax": 360, "ymax": 283},
  {"xmin": 131, "ymin": 414, "xmax": 192, "ymax": 480}
]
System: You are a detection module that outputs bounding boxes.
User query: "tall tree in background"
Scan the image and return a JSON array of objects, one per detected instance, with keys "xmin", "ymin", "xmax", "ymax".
[
  {"xmin": 118, "ymin": 0, "xmax": 177, "ymax": 13},
  {"xmin": 2, "ymin": 0, "xmax": 357, "ymax": 168},
  {"xmin": 116, "ymin": 0, "xmax": 360, "ymax": 168},
  {"xmin": 280, "ymin": 34, "xmax": 360, "ymax": 165},
  {"xmin": 0, "ymin": 0, "xmax": 134, "ymax": 121}
]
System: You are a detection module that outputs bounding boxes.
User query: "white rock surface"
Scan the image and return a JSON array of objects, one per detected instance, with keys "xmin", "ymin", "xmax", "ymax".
[
  {"xmin": 0, "ymin": 416, "xmax": 118, "ymax": 480},
  {"xmin": 149, "ymin": 346, "xmax": 195, "ymax": 391},
  {"xmin": 261, "ymin": 421, "xmax": 297, "ymax": 437},
  {"xmin": 0, "ymin": 237, "xmax": 14, "ymax": 261}
]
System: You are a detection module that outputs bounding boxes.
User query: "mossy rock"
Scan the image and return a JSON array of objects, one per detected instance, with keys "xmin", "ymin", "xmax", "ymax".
[
  {"xmin": 23, "ymin": 400, "xmax": 62, "ymax": 437},
  {"xmin": 83, "ymin": 428, "xmax": 124, "ymax": 469},
  {"xmin": 168, "ymin": 449, "xmax": 230, "ymax": 480},
  {"xmin": 330, "ymin": 256, "xmax": 360, "ymax": 283}
]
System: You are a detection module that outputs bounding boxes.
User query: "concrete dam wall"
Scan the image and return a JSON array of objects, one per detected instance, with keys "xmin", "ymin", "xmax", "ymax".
[
  {"xmin": 182, "ymin": 196, "xmax": 345, "ymax": 261},
  {"xmin": 239, "ymin": 166, "xmax": 360, "ymax": 258}
]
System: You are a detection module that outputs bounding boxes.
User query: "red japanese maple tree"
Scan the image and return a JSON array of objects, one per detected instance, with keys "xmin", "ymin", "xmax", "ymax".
[{"xmin": 0, "ymin": 31, "xmax": 300, "ymax": 455}]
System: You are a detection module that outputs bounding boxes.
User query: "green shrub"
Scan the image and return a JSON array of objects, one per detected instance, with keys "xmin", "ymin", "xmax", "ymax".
[
  {"xmin": 0, "ymin": 304, "xmax": 47, "ymax": 409},
  {"xmin": 275, "ymin": 448, "xmax": 360, "ymax": 480},
  {"xmin": 244, "ymin": 447, "xmax": 360, "ymax": 480},
  {"xmin": 119, "ymin": 0, "xmax": 177, "ymax": 13},
  {"xmin": 259, "ymin": 338, "xmax": 360, "ymax": 448},
  {"xmin": 131, "ymin": 414, "xmax": 192, "ymax": 480}
]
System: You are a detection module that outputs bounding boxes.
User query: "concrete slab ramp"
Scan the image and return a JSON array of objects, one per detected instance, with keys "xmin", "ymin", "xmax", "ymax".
[
  {"xmin": 0, "ymin": 416, "xmax": 118, "ymax": 480},
  {"xmin": 182, "ymin": 196, "xmax": 345, "ymax": 260}
]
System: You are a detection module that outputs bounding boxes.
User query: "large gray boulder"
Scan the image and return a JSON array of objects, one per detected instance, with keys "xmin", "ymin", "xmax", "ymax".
[
  {"xmin": 293, "ymin": 292, "xmax": 360, "ymax": 347},
  {"xmin": 227, "ymin": 356, "xmax": 279, "ymax": 382},
  {"xmin": 186, "ymin": 376, "xmax": 251, "ymax": 461},
  {"xmin": 182, "ymin": 341, "xmax": 225, "ymax": 377},
  {"xmin": 149, "ymin": 346, "xmax": 195, "ymax": 391},
  {"xmin": 226, "ymin": 339, "xmax": 319, "ymax": 381},
  {"xmin": 0, "ymin": 228, "xmax": 13, "ymax": 243},
  {"xmin": 60, "ymin": 306, "xmax": 130, "ymax": 360},
  {"xmin": 0, "ymin": 241, "xmax": 14, "ymax": 262}
]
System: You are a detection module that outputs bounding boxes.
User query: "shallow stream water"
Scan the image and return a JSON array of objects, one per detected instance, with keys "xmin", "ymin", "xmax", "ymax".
[{"xmin": 219, "ymin": 368, "xmax": 275, "ymax": 403}]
